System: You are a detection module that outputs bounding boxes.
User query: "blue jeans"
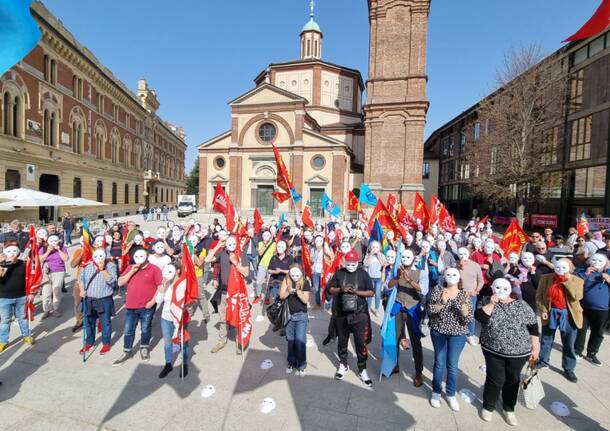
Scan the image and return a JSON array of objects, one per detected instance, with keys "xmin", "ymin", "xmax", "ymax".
[
  {"xmin": 64, "ymin": 228, "xmax": 73, "ymax": 245},
  {"xmin": 286, "ymin": 311, "xmax": 308, "ymax": 370},
  {"xmin": 367, "ymin": 277, "xmax": 382, "ymax": 311},
  {"xmin": 430, "ymin": 329, "xmax": 467, "ymax": 396},
  {"xmin": 540, "ymin": 319, "xmax": 578, "ymax": 372},
  {"xmin": 123, "ymin": 307, "xmax": 156, "ymax": 351},
  {"xmin": 468, "ymin": 295, "xmax": 477, "ymax": 336},
  {"xmin": 312, "ymin": 273, "xmax": 322, "ymax": 305},
  {"xmin": 84, "ymin": 296, "xmax": 113, "ymax": 346},
  {"xmin": 0, "ymin": 296, "xmax": 29, "ymax": 343},
  {"xmin": 161, "ymin": 318, "xmax": 189, "ymax": 364}
]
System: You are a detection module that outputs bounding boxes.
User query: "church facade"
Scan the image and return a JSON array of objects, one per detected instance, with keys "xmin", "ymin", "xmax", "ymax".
[{"xmin": 198, "ymin": 1, "xmax": 429, "ymax": 216}]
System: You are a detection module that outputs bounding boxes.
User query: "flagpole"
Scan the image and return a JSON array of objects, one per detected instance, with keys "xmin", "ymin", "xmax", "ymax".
[
  {"xmin": 82, "ymin": 298, "xmax": 87, "ymax": 363},
  {"xmin": 180, "ymin": 316, "xmax": 184, "ymax": 382}
]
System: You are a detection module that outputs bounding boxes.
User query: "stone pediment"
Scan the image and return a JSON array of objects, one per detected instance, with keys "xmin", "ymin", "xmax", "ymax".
[
  {"xmin": 209, "ymin": 174, "xmax": 228, "ymax": 183},
  {"xmin": 229, "ymin": 83, "xmax": 307, "ymax": 107},
  {"xmin": 199, "ymin": 130, "xmax": 231, "ymax": 149},
  {"xmin": 305, "ymin": 174, "xmax": 329, "ymax": 185}
]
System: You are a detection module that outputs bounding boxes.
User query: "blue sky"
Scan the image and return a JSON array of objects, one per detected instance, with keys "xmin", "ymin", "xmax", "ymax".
[{"xmin": 41, "ymin": 0, "xmax": 601, "ymax": 172}]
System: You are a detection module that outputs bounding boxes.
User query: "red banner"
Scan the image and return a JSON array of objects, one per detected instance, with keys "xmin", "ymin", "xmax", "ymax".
[
  {"xmin": 530, "ymin": 214, "xmax": 558, "ymax": 229},
  {"xmin": 493, "ymin": 216, "xmax": 512, "ymax": 225}
]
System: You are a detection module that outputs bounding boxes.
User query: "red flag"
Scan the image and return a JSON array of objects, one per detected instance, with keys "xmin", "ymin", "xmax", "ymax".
[
  {"xmin": 226, "ymin": 261, "xmax": 252, "ymax": 349},
  {"xmin": 577, "ymin": 214, "xmax": 590, "ymax": 237},
  {"xmin": 253, "ymin": 208, "xmax": 264, "ymax": 235},
  {"xmin": 225, "ymin": 199, "xmax": 238, "ymax": 233},
  {"xmin": 386, "ymin": 194, "xmax": 398, "ymax": 217},
  {"xmin": 398, "ymin": 204, "xmax": 417, "ymax": 232},
  {"xmin": 120, "ymin": 222, "xmax": 130, "ymax": 272},
  {"xmin": 25, "ymin": 224, "xmax": 42, "ymax": 321},
  {"xmin": 320, "ymin": 252, "xmax": 341, "ymax": 304},
  {"xmin": 564, "ymin": 0, "xmax": 610, "ymax": 42},
  {"xmin": 438, "ymin": 205, "xmax": 454, "ymax": 232},
  {"xmin": 302, "ymin": 205, "xmax": 314, "ymax": 229},
  {"xmin": 413, "ymin": 192, "xmax": 430, "ymax": 229},
  {"xmin": 499, "ymin": 219, "xmax": 529, "ymax": 256},
  {"xmin": 429, "ymin": 195, "xmax": 442, "ymax": 226},
  {"xmin": 213, "ymin": 182, "xmax": 229, "ymax": 214},
  {"xmin": 348, "ymin": 191, "xmax": 361, "ymax": 212},
  {"xmin": 368, "ymin": 199, "xmax": 407, "ymax": 239},
  {"xmin": 169, "ymin": 243, "xmax": 199, "ymax": 343},
  {"xmin": 270, "ymin": 143, "xmax": 301, "ymax": 203},
  {"xmin": 301, "ymin": 235, "xmax": 312, "ymax": 278},
  {"xmin": 479, "ymin": 215, "xmax": 489, "ymax": 226}
]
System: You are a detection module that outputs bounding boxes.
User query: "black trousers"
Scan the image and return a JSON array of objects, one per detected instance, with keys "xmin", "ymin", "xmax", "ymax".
[
  {"xmin": 395, "ymin": 311, "xmax": 423, "ymax": 374},
  {"xmin": 575, "ymin": 308, "xmax": 609, "ymax": 356},
  {"xmin": 482, "ymin": 351, "xmax": 528, "ymax": 412},
  {"xmin": 336, "ymin": 312, "xmax": 370, "ymax": 372}
]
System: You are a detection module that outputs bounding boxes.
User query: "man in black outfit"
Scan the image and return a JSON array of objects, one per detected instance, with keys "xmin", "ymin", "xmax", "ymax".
[{"xmin": 327, "ymin": 250, "xmax": 374, "ymax": 387}]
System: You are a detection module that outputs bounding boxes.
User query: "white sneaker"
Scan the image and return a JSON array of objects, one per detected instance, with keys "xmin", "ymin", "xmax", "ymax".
[
  {"xmin": 335, "ymin": 363, "xmax": 348, "ymax": 380},
  {"xmin": 481, "ymin": 409, "xmax": 493, "ymax": 422},
  {"xmin": 503, "ymin": 411, "xmax": 518, "ymax": 426},
  {"xmin": 467, "ymin": 336, "xmax": 479, "ymax": 346},
  {"xmin": 447, "ymin": 395, "xmax": 460, "ymax": 411},
  {"xmin": 430, "ymin": 392, "xmax": 441, "ymax": 408},
  {"xmin": 286, "ymin": 366, "xmax": 294, "ymax": 374},
  {"xmin": 297, "ymin": 369, "xmax": 306, "ymax": 377},
  {"xmin": 360, "ymin": 369, "xmax": 373, "ymax": 387}
]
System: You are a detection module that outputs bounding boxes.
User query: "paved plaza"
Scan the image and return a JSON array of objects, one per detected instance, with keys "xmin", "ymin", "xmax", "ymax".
[{"xmin": 0, "ymin": 214, "xmax": 608, "ymax": 431}]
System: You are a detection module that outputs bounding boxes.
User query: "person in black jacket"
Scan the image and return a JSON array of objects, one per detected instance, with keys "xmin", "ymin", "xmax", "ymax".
[{"xmin": 327, "ymin": 250, "xmax": 374, "ymax": 387}]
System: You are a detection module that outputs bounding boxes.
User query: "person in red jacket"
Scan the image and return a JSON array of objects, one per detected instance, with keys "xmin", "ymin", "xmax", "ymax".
[{"xmin": 470, "ymin": 240, "xmax": 502, "ymax": 295}]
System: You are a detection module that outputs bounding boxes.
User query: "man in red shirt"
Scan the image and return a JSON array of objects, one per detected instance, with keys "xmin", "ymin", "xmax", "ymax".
[
  {"xmin": 113, "ymin": 249, "xmax": 163, "ymax": 366},
  {"xmin": 470, "ymin": 240, "xmax": 502, "ymax": 289}
]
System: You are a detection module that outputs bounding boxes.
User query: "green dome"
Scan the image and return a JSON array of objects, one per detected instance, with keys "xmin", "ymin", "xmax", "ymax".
[{"xmin": 302, "ymin": 18, "xmax": 321, "ymax": 33}]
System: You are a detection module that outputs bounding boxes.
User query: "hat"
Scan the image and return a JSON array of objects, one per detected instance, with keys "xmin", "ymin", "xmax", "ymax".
[{"xmin": 345, "ymin": 250, "xmax": 359, "ymax": 262}]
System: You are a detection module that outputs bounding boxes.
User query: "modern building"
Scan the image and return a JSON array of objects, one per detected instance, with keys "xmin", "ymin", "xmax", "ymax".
[
  {"xmin": 425, "ymin": 29, "xmax": 610, "ymax": 232},
  {"xmin": 198, "ymin": 0, "xmax": 430, "ymax": 216},
  {"xmin": 0, "ymin": 1, "xmax": 186, "ymax": 223}
]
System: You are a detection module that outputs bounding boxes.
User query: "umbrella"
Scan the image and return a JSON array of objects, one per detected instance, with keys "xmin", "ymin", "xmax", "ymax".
[
  {"xmin": 0, "ymin": 188, "xmax": 75, "ymax": 206},
  {"xmin": 0, "ymin": 201, "xmax": 16, "ymax": 211},
  {"xmin": 67, "ymin": 197, "xmax": 107, "ymax": 207}
]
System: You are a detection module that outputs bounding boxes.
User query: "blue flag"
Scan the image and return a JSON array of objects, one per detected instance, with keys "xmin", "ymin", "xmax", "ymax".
[
  {"xmin": 359, "ymin": 183, "xmax": 378, "ymax": 206},
  {"xmin": 321, "ymin": 193, "xmax": 341, "ymax": 217},
  {"xmin": 380, "ymin": 286, "xmax": 398, "ymax": 378},
  {"xmin": 277, "ymin": 213, "xmax": 286, "ymax": 229},
  {"xmin": 369, "ymin": 219, "xmax": 384, "ymax": 245},
  {"xmin": 0, "ymin": 0, "xmax": 41, "ymax": 75},
  {"xmin": 290, "ymin": 187, "xmax": 302, "ymax": 203}
]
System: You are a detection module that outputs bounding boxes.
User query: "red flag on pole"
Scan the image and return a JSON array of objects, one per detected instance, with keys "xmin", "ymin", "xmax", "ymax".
[
  {"xmin": 169, "ymin": 243, "xmax": 199, "ymax": 343},
  {"xmin": 348, "ymin": 191, "xmax": 361, "ymax": 212},
  {"xmin": 25, "ymin": 224, "xmax": 42, "ymax": 321},
  {"xmin": 564, "ymin": 0, "xmax": 610, "ymax": 42},
  {"xmin": 270, "ymin": 143, "xmax": 301, "ymax": 203},
  {"xmin": 253, "ymin": 208, "xmax": 264, "ymax": 235},
  {"xmin": 120, "ymin": 222, "xmax": 130, "ymax": 272},
  {"xmin": 429, "ymin": 195, "xmax": 442, "ymax": 226},
  {"xmin": 413, "ymin": 192, "xmax": 430, "ymax": 229},
  {"xmin": 499, "ymin": 219, "xmax": 529, "ymax": 256},
  {"xmin": 213, "ymin": 182, "xmax": 229, "ymax": 214},
  {"xmin": 226, "ymin": 262, "xmax": 252, "ymax": 350},
  {"xmin": 301, "ymin": 235, "xmax": 312, "ymax": 279},
  {"xmin": 368, "ymin": 199, "xmax": 407, "ymax": 239},
  {"xmin": 302, "ymin": 205, "xmax": 314, "ymax": 229},
  {"xmin": 225, "ymin": 198, "xmax": 238, "ymax": 233},
  {"xmin": 386, "ymin": 193, "xmax": 398, "ymax": 217}
]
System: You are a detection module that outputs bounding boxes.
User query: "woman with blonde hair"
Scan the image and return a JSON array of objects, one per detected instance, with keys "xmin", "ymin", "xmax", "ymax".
[{"xmin": 279, "ymin": 263, "xmax": 311, "ymax": 376}]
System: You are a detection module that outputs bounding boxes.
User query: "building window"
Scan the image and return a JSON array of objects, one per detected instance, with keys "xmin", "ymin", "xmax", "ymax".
[
  {"xmin": 569, "ymin": 116, "xmax": 592, "ymax": 162},
  {"xmin": 113, "ymin": 103, "xmax": 119, "ymax": 122},
  {"xmin": 258, "ymin": 122, "xmax": 276, "ymax": 142},
  {"xmin": 569, "ymin": 70, "xmax": 584, "ymax": 114},
  {"xmin": 71, "ymin": 122, "xmax": 82, "ymax": 154},
  {"xmin": 44, "ymin": 56, "xmax": 57, "ymax": 84},
  {"xmin": 541, "ymin": 127, "xmax": 559, "ymax": 166},
  {"xmin": 214, "ymin": 156, "xmax": 225, "ymax": 170},
  {"xmin": 459, "ymin": 134, "xmax": 466, "ymax": 152},
  {"xmin": 95, "ymin": 132, "xmax": 104, "ymax": 160},
  {"xmin": 422, "ymin": 162, "xmax": 430, "ymax": 179},
  {"xmin": 306, "ymin": 39, "xmax": 311, "ymax": 57},
  {"xmin": 97, "ymin": 94, "xmax": 105, "ymax": 113},
  {"xmin": 43, "ymin": 109, "xmax": 57, "ymax": 147},
  {"xmin": 311, "ymin": 154, "xmax": 326, "ymax": 170},
  {"xmin": 2, "ymin": 93, "xmax": 8, "ymax": 135},
  {"xmin": 309, "ymin": 188, "xmax": 325, "ymax": 217},
  {"xmin": 448, "ymin": 137, "xmax": 454, "ymax": 157},
  {"xmin": 5, "ymin": 169, "xmax": 20, "ymax": 190},
  {"xmin": 96, "ymin": 180, "xmax": 103, "ymax": 202},
  {"xmin": 473, "ymin": 122, "xmax": 481, "ymax": 141},
  {"xmin": 73, "ymin": 177, "xmax": 81, "ymax": 198},
  {"xmin": 135, "ymin": 184, "xmax": 139, "ymax": 204},
  {"xmin": 124, "ymin": 183, "xmax": 129, "ymax": 204},
  {"xmin": 571, "ymin": 165, "xmax": 606, "ymax": 198},
  {"xmin": 112, "ymin": 182, "xmax": 117, "ymax": 204},
  {"xmin": 73, "ymin": 76, "xmax": 83, "ymax": 100}
]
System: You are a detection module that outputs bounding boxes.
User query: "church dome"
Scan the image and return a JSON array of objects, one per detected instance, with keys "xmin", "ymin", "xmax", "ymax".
[{"xmin": 302, "ymin": 17, "xmax": 321, "ymax": 33}]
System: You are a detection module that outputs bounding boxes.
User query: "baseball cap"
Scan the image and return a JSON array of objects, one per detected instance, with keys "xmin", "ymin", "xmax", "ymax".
[{"xmin": 345, "ymin": 250, "xmax": 359, "ymax": 262}]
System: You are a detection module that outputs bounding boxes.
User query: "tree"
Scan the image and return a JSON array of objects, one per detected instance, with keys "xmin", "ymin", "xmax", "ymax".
[
  {"xmin": 185, "ymin": 161, "xmax": 199, "ymax": 196},
  {"xmin": 463, "ymin": 45, "xmax": 567, "ymax": 226}
]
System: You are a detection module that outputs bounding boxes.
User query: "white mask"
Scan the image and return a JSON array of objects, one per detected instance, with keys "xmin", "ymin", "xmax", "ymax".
[
  {"xmin": 47, "ymin": 235, "xmax": 59, "ymax": 247},
  {"xmin": 483, "ymin": 241, "xmax": 495, "ymax": 255},
  {"xmin": 345, "ymin": 261, "xmax": 358, "ymax": 273},
  {"xmin": 328, "ymin": 231, "xmax": 336, "ymax": 241},
  {"xmin": 134, "ymin": 234, "xmax": 143, "ymax": 245},
  {"xmin": 472, "ymin": 238, "xmax": 482, "ymax": 249},
  {"xmin": 215, "ymin": 225, "xmax": 221, "ymax": 232},
  {"xmin": 355, "ymin": 229, "xmax": 363, "ymax": 239},
  {"xmin": 401, "ymin": 249, "xmax": 415, "ymax": 267},
  {"xmin": 430, "ymin": 225, "xmax": 439, "ymax": 236},
  {"xmin": 456, "ymin": 228, "xmax": 462, "ymax": 235},
  {"xmin": 289, "ymin": 267, "xmax": 302, "ymax": 282},
  {"xmin": 458, "ymin": 247, "xmax": 470, "ymax": 261},
  {"xmin": 385, "ymin": 250, "xmax": 396, "ymax": 265},
  {"xmin": 508, "ymin": 252, "xmax": 519, "ymax": 265},
  {"xmin": 421, "ymin": 241, "xmax": 431, "ymax": 253},
  {"xmin": 492, "ymin": 278, "xmax": 511, "ymax": 300},
  {"xmin": 157, "ymin": 228, "xmax": 166, "ymax": 239},
  {"xmin": 445, "ymin": 268, "xmax": 461, "ymax": 285},
  {"xmin": 270, "ymin": 226, "xmax": 277, "ymax": 236},
  {"xmin": 153, "ymin": 242, "xmax": 165, "ymax": 255},
  {"xmin": 172, "ymin": 231, "xmax": 182, "ymax": 242},
  {"xmin": 437, "ymin": 241, "xmax": 447, "ymax": 251},
  {"xmin": 304, "ymin": 231, "xmax": 313, "ymax": 242},
  {"xmin": 554, "ymin": 259, "xmax": 571, "ymax": 276},
  {"xmin": 521, "ymin": 252, "xmax": 535, "ymax": 267},
  {"xmin": 143, "ymin": 230, "xmax": 150, "ymax": 239},
  {"xmin": 168, "ymin": 221, "xmax": 175, "ymax": 228},
  {"xmin": 386, "ymin": 231, "xmax": 395, "ymax": 241},
  {"xmin": 314, "ymin": 236, "xmax": 324, "ymax": 247},
  {"xmin": 194, "ymin": 224, "xmax": 202, "ymax": 233},
  {"xmin": 225, "ymin": 237, "xmax": 237, "ymax": 252},
  {"xmin": 105, "ymin": 234, "xmax": 113, "ymax": 245},
  {"xmin": 340, "ymin": 241, "xmax": 352, "ymax": 255},
  {"xmin": 3, "ymin": 246, "xmax": 19, "ymax": 259},
  {"xmin": 444, "ymin": 232, "xmax": 452, "ymax": 242},
  {"xmin": 218, "ymin": 231, "xmax": 228, "ymax": 241},
  {"xmin": 453, "ymin": 233, "xmax": 461, "ymax": 242},
  {"xmin": 262, "ymin": 231, "xmax": 271, "ymax": 242},
  {"xmin": 36, "ymin": 228, "xmax": 47, "ymax": 240},
  {"xmin": 133, "ymin": 250, "xmax": 148, "ymax": 265},
  {"xmin": 163, "ymin": 264, "xmax": 176, "ymax": 281},
  {"xmin": 93, "ymin": 236, "xmax": 105, "ymax": 248},
  {"xmin": 415, "ymin": 231, "xmax": 423, "ymax": 241},
  {"xmin": 590, "ymin": 253, "xmax": 608, "ymax": 271},
  {"xmin": 369, "ymin": 241, "xmax": 380, "ymax": 254},
  {"xmin": 276, "ymin": 241, "xmax": 287, "ymax": 254},
  {"xmin": 93, "ymin": 249, "xmax": 106, "ymax": 266},
  {"xmin": 188, "ymin": 235, "xmax": 199, "ymax": 246},
  {"xmin": 406, "ymin": 233, "xmax": 413, "ymax": 244}
]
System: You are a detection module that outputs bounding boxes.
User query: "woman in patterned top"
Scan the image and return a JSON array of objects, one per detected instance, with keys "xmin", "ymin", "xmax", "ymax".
[
  {"xmin": 428, "ymin": 267, "xmax": 472, "ymax": 411},
  {"xmin": 476, "ymin": 278, "xmax": 539, "ymax": 426}
]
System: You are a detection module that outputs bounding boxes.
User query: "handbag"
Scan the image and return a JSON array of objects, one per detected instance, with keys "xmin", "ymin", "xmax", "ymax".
[
  {"xmin": 340, "ymin": 271, "xmax": 360, "ymax": 313},
  {"xmin": 267, "ymin": 296, "xmax": 292, "ymax": 332},
  {"xmin": 520, "ymin": 366, "xmax": 545, "ymax": 409}
]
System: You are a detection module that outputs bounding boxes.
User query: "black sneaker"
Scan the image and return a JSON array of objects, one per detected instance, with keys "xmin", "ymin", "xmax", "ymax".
[
  {"xmin": 158, "ymin": 363, "xmax": 173, "ymax": 379},
  {"xmin": 140, "ymin": 348, "xmax": 150, "ymax": 361},
  {"xmin": 564, "ymin": 370, "xmax": 578, "ymax": 383},
  {"xmin": 322, "ymin": 335, "xmax": 333, "ymax": 346},
  {"xmin": 585, "ymin": 354, "xmax": 602, "ymax": 367},
  {"xmin": 112, "ymin": 351, "xmax": 132, "ymax": 367}
]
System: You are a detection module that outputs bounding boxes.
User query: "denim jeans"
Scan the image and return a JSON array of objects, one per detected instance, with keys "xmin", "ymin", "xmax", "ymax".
[
  {"xmin": 84, "ymin": 296, "xmax": 113, "ymax": 346},
  {"xmin": 286, "ymin": 311, "xmax": 308, "ymax": 370},
  {"xmin": 161, "ymin": 318, "xmax": 189, "ymax": 364},
  {"xmin": 123, "ymin": 307, "xmax": 156, "ymax": 351},
  {"xmin": 312, "ymin": 273, "xmax": 322, "ymax": 305},
  {"xmin": 430, "ymin": 329, "xmax": 467, "ymax": 396},
  {"xmin": 367, "ymin": 277, "xmax": 382, "ymax": 311},
  {"xmin": 540, "ymin": 319, "xmax": 578, "ymax": 371},
  {"xmin": 0, "ymin": 296, "xmax": 29, "ymax": 343},
  {"xmin": 64, "ymin": 228, "xmax": 73, "ymax": 246},
  {"xmin": 468, "ymin": 295, "xmax": 477, "ymax": 336}
]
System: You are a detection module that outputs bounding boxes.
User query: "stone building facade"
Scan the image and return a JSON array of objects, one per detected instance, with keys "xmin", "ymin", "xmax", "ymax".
[{"xmin": 0, "ymin": 2, "xmax": 186, "ymax": 222}]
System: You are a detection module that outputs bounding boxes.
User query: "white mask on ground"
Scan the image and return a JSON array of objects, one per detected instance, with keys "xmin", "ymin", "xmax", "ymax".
[
  {"xmin": 289, "ymin": 267, "xmax": 302, "ymax": 282},
  {"xmin": 93, "ymin": 249, "xmax": 106, "ymax": 266},
  {"xmin": 225, "ymin": 237, "xmax": 237, "ymax": 252},
  {"xmin": 163, "ymin": 264, "xmax": 176, "ymax": 281},
  {"xmin": 521, "ymin": 252, "xmax": 535, "ymax": 267},
  {"xmin": 458, "ymin": 247, "xmax": 470, "ymax": 261},
  {"xmin": 386, "ymin": 250, "xmax": 396, "ymax": 266},
  {"xmin": 401, "ymin": 249, "xmax": 415, "ymax": 267},
  {"xmin": 276, "ymin": 241, "xmax": 287, "ymax": 254},
  {"xmin": 445, "ymin": 268, "xmax": 461, "ymax": 285},
  {"xmin": 133, "ymin": 250, "xmax": 148, "ymax": 265},
  {"xmin": 492, "ymin": 278, "xmax": 511, "ymax": 300}
]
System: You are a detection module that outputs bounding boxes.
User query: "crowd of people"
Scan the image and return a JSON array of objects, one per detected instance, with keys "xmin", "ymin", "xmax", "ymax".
[{"xmin": 0, "ymin": 212, "xmax": 608, "ymax": 426}]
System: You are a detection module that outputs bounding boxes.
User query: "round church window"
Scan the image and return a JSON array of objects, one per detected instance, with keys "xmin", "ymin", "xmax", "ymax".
[
  {"xmin": 311, "ymin": 154, "xmax": 326, "ymax": 170},
  {"xmin": 258, "ymin": 122, "xmax": 276, "ymax": 143},
  {"xmin": 214, "ymin": 156, "xmax": 226, "ymax": 170}
]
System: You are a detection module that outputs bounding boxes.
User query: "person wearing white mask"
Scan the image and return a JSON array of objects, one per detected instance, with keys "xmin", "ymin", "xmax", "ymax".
[
  {"xmin": 0, "ymin": 241, "xmax": 35, "ymax": 351},
  {"xmin": 536, "ymin": 258, "xmax": 584, "ymax": 383},
  {"xmin": 435, "ymin": 240, "xmax": 455, "ymax": 276},
  {"xmin": 148, "ymin": 241, "xmax": 171, "ymax": 271},
  {"xmin": 381, "ymin": 249, "xmax": 397, "ymax": 299},
  {"xmin": 113, "ymin": 249, "xmax": 163, "ymax": 366},
  {"xmin": 428, "ymin": 268, "xmax": 472, "ymax": 411},
  {"xmin": 279, "ymin": 264, "xmax": 311, "ymax": 376},
  {"xmin": 254, "ymin": 230, "xmax": 277, "ymax": 305},
  {"xmin": 311, "ymin": 235, "xmax": 334, "ymax": 307},
  {"xmin": 574, "ymin": 253, "xmax": 609, "ymax": 366},
  {"xmin": 78, "ymin": 248, "xmax": 117, "ymax": 355},
  {"xmin": 476, "ymin": 278, "xmax": 539, "ymax": 425},
  {"xmin": 39, "ymin": 234, "xmax": 68, "ymax": 319},
  {"xmin": 518, "ymin": 252, "xmax": 539, "ymax": 312},
  {"xmin": 364, "ymin": 240, "xmax": 385, "ymax": 314},
  {"xmin": 205, "ymin": 235, "xmax": 249, "ymax": 354},
  {"xmin": 456, "ymin": 247, "xmax": 484, "ymax": 346}
]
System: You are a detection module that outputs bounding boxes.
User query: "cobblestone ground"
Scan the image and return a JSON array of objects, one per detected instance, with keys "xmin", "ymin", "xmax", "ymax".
[{"xmin": 0, "ymin": 213, "xmax": 608, "ymax": 430}]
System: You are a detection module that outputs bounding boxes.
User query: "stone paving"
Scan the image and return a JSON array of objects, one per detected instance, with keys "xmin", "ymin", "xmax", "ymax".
[{"xmin": 0, "ymin": 213, "xmax": 609, "ymax": 431}]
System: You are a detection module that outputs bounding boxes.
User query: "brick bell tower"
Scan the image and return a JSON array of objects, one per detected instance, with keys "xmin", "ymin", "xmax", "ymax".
[{"xmin": 364, "ymin": 0, "xmax": 430, "ymax": 209}]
